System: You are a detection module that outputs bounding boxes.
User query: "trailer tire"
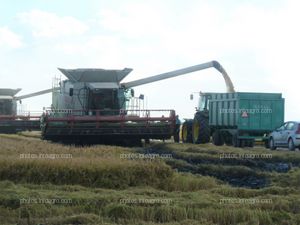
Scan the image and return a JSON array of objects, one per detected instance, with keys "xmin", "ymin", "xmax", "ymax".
[
  {"xmin": 240, "ymin": 139, "xmax": 245, "ymax": 148},
  {"xmin": 182, "ymin": 121, "xmax": 193, "ymax": 143},
  {"xmin": 264, "ymin": 140, "xmax": 270, "ymax": 149},
  {"xmin": 248, "ymin": 139, "xmax": 254, "ymax": 148},
  {"xmin": 212, "ymin": 130, "xmax": 224, "ymax": 146},
  {"xmin": 192, "ymin": 113, "xmax": 210, "ymax": 144},
  {"xmin": 232, "ymin": 133, "xmax": 240, "ymax": 148},
  {"xmin": 224, "ymin": 133, "xmax": 233, "ymax": 146}
]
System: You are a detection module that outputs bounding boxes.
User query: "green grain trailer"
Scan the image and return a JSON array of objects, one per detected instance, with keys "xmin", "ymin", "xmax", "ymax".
[
  {"xmin": 183, "ymin": 92, "xmax": 285, "ymax": 147},
  {"xmin": 209, "ymin": 92, "xmax": 284, "ymax": 147}
]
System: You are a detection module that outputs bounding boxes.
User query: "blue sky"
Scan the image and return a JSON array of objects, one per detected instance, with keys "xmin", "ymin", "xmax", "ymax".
[{"xmin": 0, "ymin": 0, "xmax": 299, "ymax": 120}]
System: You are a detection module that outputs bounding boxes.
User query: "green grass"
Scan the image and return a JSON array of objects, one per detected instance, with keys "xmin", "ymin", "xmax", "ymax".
[{"xmin": 0, "ymin": 134, "xmax": 300, "ymax": 224}]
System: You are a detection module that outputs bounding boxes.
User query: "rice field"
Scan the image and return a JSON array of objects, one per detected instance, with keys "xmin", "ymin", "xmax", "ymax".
[{"xmin": 0, "ymin": 133, "xmax": 300, "ymax": 225}]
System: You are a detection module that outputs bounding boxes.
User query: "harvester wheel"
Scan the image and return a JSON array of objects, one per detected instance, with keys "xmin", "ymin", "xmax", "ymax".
[
  {"xmin": 182, "ymin": 121, "xmax": 193, "ymax": 143},
  {"xmin": 192, "ymin": 113, "xmax": 210, "ymax": 144},
  {"xmin": 212, "ymin": 130, "xmax": 224, "ymax": 146}
]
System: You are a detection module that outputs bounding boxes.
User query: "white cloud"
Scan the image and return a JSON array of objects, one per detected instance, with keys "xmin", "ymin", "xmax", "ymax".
[
  {"xmin": 3, "ymin": 1, "xmax": 300, "ymax": 119},
  {"xmin": 99, "ymin": 2, "xmax": 167, "ymax": 39},
  {"xmin": 18, "ymin": 9, "xmax": 88, "ymax": 38},
  {"xmin": 95, "ymin": 0, "xmax": 300, "ymax": 120},
  {"xmin": 0, "ymin": 27, "xmax": 23, "ymax": 48}
]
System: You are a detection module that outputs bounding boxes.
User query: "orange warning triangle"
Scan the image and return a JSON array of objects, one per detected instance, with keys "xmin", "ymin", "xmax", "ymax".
[{"xmin": 241, "ymin": 111, "xmax": 248, "ymax": 118}]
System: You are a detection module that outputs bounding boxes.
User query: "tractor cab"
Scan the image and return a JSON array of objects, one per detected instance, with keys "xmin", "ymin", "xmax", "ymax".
[{"xmin": 195, "ymin": 92, "xmax": 214, "ymax": 112}]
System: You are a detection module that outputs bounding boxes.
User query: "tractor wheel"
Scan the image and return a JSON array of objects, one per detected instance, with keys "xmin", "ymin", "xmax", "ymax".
[
  {"xmin": 182, "ymin": 121, "xmax": 193, "ymax": 143},
  {"xmin": 212, "ymin": 130, "xmax": 224, "ymax": 146},
  {"xmin": 192, "ymin": 113, "xmax": 210, "ymax": 144}
]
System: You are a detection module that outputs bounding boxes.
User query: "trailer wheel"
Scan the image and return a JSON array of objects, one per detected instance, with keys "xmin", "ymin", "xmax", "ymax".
[
  {"xmin": 212, "ymin": 130, "xmax": 224, "ymax": 146},
  {"xmin": 192, "ymin": 113, "xmax": 210, "ymax": 144},
  {"xmin": 264, "ymin": 140, "xmax": 270, "ymax": 149},
  {"xmin": 224, "ymin": 133, "xmax": 233, "ymax": 146},
  {"xmin": 248, "ymin": 139, "xmax": 254, "ymax": 148},
  {"xmin": 182, "ymin": 121, "xmax": 193, "ymax": 143},
  {"xmin": 232, "ymin": 133, "xmax": 240, "ymax": 148}
]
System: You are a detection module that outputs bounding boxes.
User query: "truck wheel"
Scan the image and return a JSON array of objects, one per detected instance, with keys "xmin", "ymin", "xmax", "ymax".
[
  {"xmin": 192, "ymin": 113, "xmax": 210, "ymax": 144},
  {"xmin": 212, "ymin": 131, "xmax": 224, "ymax": 146},
  {"xmin": 182, "ymin": 121, "xmax": 193, "ymax": 143}
]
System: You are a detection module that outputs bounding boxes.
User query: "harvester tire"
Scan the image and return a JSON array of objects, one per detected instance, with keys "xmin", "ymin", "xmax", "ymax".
[
  {"xmin": 212, "ymin": 130, "xmax": 224, "ymax": 146},
  {"xmin": 192, "ymin": 113, "xmax": 210, "ymax": 144},
  {"xmin": 182, "ymin": 121, "xmax": 193, "ymax": 143}
]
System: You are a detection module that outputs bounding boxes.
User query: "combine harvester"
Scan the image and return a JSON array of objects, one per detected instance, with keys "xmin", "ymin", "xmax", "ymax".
[
  {"xmin": 39, "ymin": 61, "xmax": 233, "ymax": 145},
  {"xmin": 0, "ymin": 88, "xmax": 48, "ymax": 133}
]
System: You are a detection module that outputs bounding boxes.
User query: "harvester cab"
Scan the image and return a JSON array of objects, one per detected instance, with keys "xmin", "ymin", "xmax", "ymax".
[
  {"xmin": 52, "ymin": 68, "xmax": 134, "ymax": 115},
  {"xmin": 0, "ymin": 88, "xmax": 21, "ymax": 115}
]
